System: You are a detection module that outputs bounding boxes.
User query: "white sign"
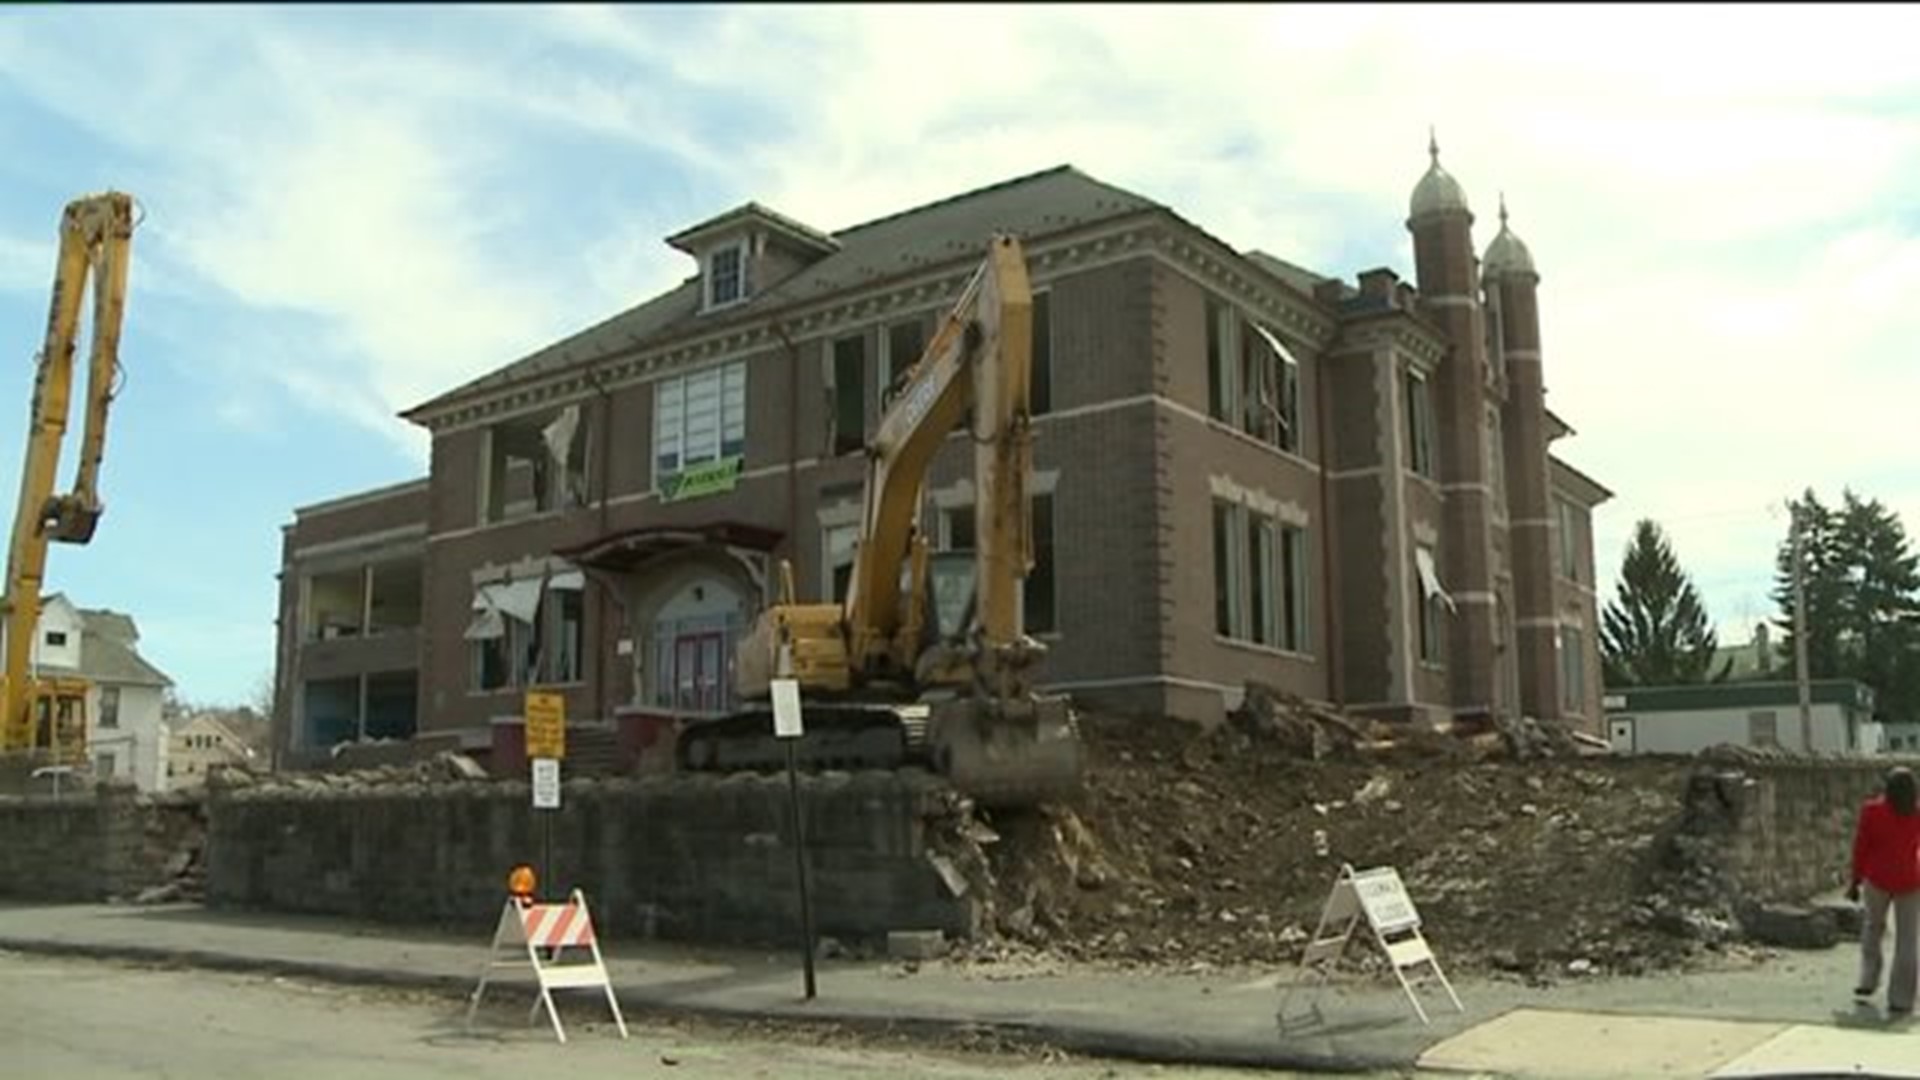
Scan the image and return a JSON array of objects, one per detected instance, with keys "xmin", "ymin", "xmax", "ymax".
[
  {"xmin": 1350, "ymin": 867, "xmax": 1420, "ymax": 934},
  {"xmin": 532, "ymin": 757, "xmax": 561, "ymax": 809},
  {"xmin": 1279, "ymin": 863, "xmax": 1462, "ymax": 1028},
  {"xmin": 771, "ymin": 678, "xmax": 804, "ymax": 739}
]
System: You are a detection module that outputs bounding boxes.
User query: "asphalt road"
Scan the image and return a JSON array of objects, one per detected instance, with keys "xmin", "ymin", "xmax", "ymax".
[{"xmin": 0, "ymin": 952, "xmax": 1347, "ymax": 1079}]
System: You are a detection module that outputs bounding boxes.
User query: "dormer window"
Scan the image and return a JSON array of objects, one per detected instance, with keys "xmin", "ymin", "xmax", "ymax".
[{"xmin": 706, "ymin": 242, "xmax": 747, "ymax": 310}]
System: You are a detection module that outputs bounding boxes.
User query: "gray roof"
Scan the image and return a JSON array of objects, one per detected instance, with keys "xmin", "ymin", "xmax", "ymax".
[
  {"xmin": 1243, "ymin": 250, "xmax": 1330, "ymax": 295},
  {"xmin": 80, "ymin": 608, "xmax": 137, "ymax": 646},
  {"xmin": 404, "ymin": 165, "xmax": 1163, "ymax": 419},
  {"xmin": 78, "ymin": 622, "xmax": 171, "ymax": 688}
]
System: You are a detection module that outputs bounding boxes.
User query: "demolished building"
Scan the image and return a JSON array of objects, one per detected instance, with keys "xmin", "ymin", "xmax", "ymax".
[{"xmin": 272, "ymin": 144, "xmax": 1610, "ymax": 769}]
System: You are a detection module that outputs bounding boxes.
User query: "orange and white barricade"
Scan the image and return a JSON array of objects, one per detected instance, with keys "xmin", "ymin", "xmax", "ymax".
[{"xmin": 464, "ymin": 887, "xmax": 628, "ymax": 1043}]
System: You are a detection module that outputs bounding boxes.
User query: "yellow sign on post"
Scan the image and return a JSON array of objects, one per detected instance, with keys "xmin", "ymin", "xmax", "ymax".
[{"xmin": 525, "ymin": 690, "xmax": 566, "ymax": 761}]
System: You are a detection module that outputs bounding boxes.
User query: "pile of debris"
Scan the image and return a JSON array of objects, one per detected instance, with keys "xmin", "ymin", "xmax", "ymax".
[
  {"xmin": 1227, "ymin": 682, "xmax": 1597, "ymax": 763},
  {"xmin": 128, "ymin": 798, "xmax": 207, "ymax": 905},
  {"xmin": 210, "ymin": 751, "xmax": 490, "ymax": 797},
  {"xmin": 928, "ymin": 691, "xmax": 1716, "ymax": 980}
]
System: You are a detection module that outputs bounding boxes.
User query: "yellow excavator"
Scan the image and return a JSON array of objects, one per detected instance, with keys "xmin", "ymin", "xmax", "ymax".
[
  {"xmin": 677, "ymin": 234, "xmax": 1084, "ymax": 807},
  {"xmin": 0, "ymin": 191, "xmax": 136, "ymax": 766}
]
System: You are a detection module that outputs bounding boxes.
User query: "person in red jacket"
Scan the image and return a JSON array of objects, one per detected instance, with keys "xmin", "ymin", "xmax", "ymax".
[{"xmin": 1850, "ymin": 766, "xmax": 1920, "ymax": 1015}]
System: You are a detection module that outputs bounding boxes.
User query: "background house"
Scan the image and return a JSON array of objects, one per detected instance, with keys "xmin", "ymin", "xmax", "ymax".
[
  {"xmin": 28, "ymin": 595, "xmax": 174, "ymax": 790},
  {"xmin": 166, "ymin": 709, "xmax": 258, "ymax": 789}
]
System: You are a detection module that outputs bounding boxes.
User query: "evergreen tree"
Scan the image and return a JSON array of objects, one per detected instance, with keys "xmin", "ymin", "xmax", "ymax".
[
  {"xmin": 1770, "ymin": 489, "xmax": 1847, "ymax": 679},
  {"xmin": 1600, "ymin": 519, "xmax": 1730, "ymax": 686},
  {"xmin": 1771, "ymin": 487, "xmax": 1920, "ymax": 723}
]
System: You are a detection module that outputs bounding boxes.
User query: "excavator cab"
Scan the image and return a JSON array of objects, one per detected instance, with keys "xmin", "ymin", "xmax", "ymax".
[{"xmin": 28, "ymin": 680, "xmax": 88, "ymax": 762}]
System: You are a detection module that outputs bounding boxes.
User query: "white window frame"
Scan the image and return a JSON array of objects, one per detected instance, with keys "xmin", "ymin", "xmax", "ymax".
[
  {"xmin": 705, "ymin": 240, "xmax": 749, "ymax": 311},
  {"xmin": 653, "ymin": 361, "xmax": 747, "ymax": 485}
]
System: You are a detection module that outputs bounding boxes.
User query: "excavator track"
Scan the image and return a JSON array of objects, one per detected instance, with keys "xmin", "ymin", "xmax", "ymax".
[
  {"xmin": 676, "ymin": 694, "xmax": 1084, "ymax": 808},
  {"xmin": 677, "ymin": 701, "xmax": 931, "ymax": 775}
]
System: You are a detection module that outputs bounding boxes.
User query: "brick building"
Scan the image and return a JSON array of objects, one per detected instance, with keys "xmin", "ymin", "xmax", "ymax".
[{"xmin": 272, "ymin": 144, "xmax": 1611, "ymax": 767}]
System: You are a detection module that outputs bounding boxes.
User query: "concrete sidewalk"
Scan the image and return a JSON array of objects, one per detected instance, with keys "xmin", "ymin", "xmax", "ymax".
[{"xmin": 0, "ymin": 901, "xmax": 1910, "ymax": 1076}]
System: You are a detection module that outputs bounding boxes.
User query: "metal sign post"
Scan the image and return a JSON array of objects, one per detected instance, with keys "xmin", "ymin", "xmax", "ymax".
[
  {"xmin": 525, "ymin": 691, "xmax": 567, "ymax": 899},
  {"xmin": 770, "ymin": 675, "xmax": 816, "ymax": 1001}
]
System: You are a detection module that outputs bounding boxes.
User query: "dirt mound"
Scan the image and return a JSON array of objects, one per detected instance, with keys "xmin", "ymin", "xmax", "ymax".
[{"xmin": 930, "ymin": 706, "xmax": 1720, "ymax": 980}]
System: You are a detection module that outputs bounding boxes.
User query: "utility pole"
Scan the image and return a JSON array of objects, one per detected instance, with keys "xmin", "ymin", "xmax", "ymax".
[{"xmin": 1791, "ymin": 501, "xmax": 1814, "ymax": 752}]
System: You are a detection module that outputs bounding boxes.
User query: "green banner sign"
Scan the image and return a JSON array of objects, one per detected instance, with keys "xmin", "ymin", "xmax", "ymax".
[{"xmin": 661, "ymin": 455, "xmax": 744, "ymax": 503}]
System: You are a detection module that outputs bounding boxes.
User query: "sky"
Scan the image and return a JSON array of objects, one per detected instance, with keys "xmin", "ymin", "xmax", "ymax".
[{"xmin": 1, "ymin": 2, "xmax": 1917, "ymax": 705}]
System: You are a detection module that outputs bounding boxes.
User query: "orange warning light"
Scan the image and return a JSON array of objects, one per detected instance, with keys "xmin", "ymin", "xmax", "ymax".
[{"xmin": 508, "ymin": 864, "xmax": 537, "ymax": 900}]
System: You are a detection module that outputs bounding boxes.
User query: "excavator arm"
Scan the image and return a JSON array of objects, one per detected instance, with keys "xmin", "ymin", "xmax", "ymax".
[
  {"xmin": 842, "ymin": 234, "xmax": 1034, "ymax": 680},
  {"xmin": 0, "ymin": 191, "xmax": 136, "ymax": 756},
  {"xmin": 715, "ymin": 234, "xmax": 1079, "ymax": 807}
]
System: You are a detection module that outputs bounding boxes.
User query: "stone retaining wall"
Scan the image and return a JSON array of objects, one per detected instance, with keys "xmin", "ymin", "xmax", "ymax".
[{"xmin": 204, "ymin": 770, "xmax": 977, "ymax": 947}]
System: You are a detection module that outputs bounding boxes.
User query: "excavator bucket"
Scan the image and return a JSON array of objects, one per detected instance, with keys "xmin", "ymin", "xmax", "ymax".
[{"xmin": 927, "ymin": 692, "xmax": 1083, "ymax": 808}]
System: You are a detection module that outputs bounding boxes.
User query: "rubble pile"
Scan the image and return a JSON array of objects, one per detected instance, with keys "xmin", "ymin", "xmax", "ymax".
[
  {"xmin": 129, "ymin": 799, "xmax": 207, "ymax": 905},
  {"xmin": 931, "ymin": 690, "xmax": 1716, "ymax": 980},
  {"xmin": 212, "ymin": 751, "xmax": 491, "ymax": 796}
]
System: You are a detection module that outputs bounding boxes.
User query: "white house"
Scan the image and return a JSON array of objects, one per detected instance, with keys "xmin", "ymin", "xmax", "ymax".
[
  {"xmin": 1604, "ymin": 680, "xmax": 1882, "ymax": 757},
  {"xmin": 28, "ymin": 595, "xmax": 174, "ymax": 791}
]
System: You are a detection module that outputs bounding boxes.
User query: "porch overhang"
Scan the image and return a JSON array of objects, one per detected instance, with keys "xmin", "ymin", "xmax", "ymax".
[{"xmin": 554, "ymin": 522, "xmax": 785, "ymax": 574}]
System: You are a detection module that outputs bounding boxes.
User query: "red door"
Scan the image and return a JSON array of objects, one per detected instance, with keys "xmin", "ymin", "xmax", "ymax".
[{"xmin": 674, "ymin": 631, "xmax": 725, "ymax": 713}]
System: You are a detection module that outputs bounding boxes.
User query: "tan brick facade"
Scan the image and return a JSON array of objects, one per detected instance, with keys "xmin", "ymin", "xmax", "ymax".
[{"xmin": 272, "ymin": 159, "xmax": 1611, "ymax": 759}]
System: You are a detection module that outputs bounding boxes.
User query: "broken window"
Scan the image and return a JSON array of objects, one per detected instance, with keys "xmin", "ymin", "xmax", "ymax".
[
  {"xmin": 934, "ymin": 497, "xmax": 1055, "ymax": 636},
  {"xmin": 305, "ymin": 568, "xmax": 363, "ymax": 640},
  {"xmin": 881, "ymin": 316, "xmax": 929, "ymax": 411},
  {"xmin": 1747, "ymin": 710, "xmax": 1779, "ymax": 747},
  {"xmin": 655, "ymin": 361, "xmax": 747, "ymax": 483},
  {"xmin": 1404, "ymin": 370, "xmax": 1435, "ymax": 478},
  {"xmin": 481, "ymin": 404, "xmax": 592, "ymax": 523},
  {"xmin": 99, "ymin": 686, "xmax": 120, "ymax": 730},
  {"xmin": 1205, "ymin": 295, "xmax": 1299, "ymax": 453},
  {"xmin": 367, "ymin": 556, "xmax": 423, "ymax": 634},
  {"xmin": 1415, "ymin": 545, "xmax": 1453, "ymax": 664},
  {"xmin": 465, "ymin": 573, "xmax": 577, "ymax": 692},
  {"xmin": 831, "ymin": 335, "xmax": 868, "ymax": 456}
]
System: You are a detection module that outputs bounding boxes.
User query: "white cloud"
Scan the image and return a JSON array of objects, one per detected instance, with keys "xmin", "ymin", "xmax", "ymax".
[{"xmin": 8, "ymin": 2, "xmax": 1920, "ymax": 644}]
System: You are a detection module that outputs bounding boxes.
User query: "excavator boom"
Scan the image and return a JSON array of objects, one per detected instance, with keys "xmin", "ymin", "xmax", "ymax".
[
  {"xmin": 0, "ymin": 191, "xmax": 135, "ymax": 759},
  {"xmin": 699, "ymin": 235, "xmax": 1082, "ymax": 807}
]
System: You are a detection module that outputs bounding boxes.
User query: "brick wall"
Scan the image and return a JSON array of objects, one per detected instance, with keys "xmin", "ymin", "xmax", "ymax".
[{"xmin": 205, "ymin": 771, "xmax": 975, "ymax": 947}]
